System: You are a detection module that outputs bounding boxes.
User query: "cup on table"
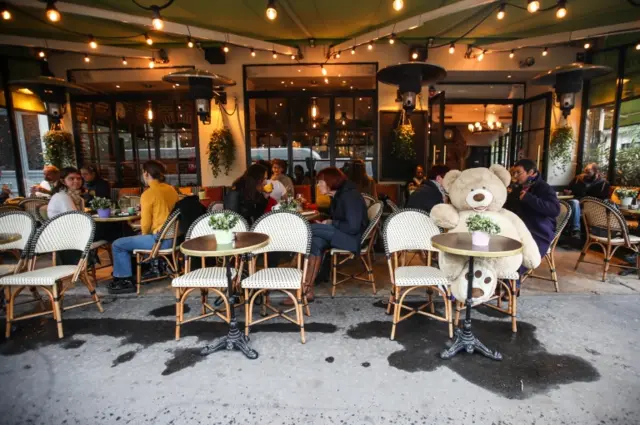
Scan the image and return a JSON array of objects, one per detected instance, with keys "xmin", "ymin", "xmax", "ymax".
[{"xmin": 128, "ymin": 207, "xmax": 136, "ymax": 215}]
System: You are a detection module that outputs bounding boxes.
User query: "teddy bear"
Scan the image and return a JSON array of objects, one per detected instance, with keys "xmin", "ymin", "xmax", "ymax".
[{"xmin": 430, "ymin": 164, "xmax": 541, "ymax": 304}]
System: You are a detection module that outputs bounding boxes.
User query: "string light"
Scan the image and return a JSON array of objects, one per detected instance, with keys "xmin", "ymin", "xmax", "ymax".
[
  {"xmin": 291, "ymin": 54, "xmax": 296, "ymax": 60},
  {"xmin": 527, "ymin": 0, "xmax": 540, "ymax": 13},
  {"xmin": 324, "ymin": 77, "xmax": 329, "ymax": 84},
  {"xmin": 477, "ymin": 50, "xmax": 485, "ymax": 61},
  {"xmin": 89, "ymin": 36, "xmax": 97, "ymax": 49},
  {"xmin": 187, "ymin": 37, "xmax": 194, "ymax": 48},
  {"xmin": 351, "ymin": 47, "xmax": 356, "ymax": 55},
  {"xmin": 497, "ymin": 3, "xmax": 506, "ymax": 20},
  {"xmin": 542, "ymin": 47, "xmax": 548, "ymax": 56},
  {"xmin": 223, "ymin": 44, "xmax": 230, "ymax": 53},
  {"xmin": 148, "ymin": 59, "xmax": 155, "ymax": 68},
  {"xmin": 122, "ymin": 57, "xmax": 128, "ymax": 65},
  {"xmin": 272, "ymin": 51, "xmax": 278, "ymax": 59},
  {"xmin": 46, "ymin": 1, "xmax": 61, "ymax": 22},
  {"xmin": 636, "ymin": 42, "xmax": 640, "ymax": 51},
  {"xmin": 411, "ymin": 51, "xmax": 418, "ymax": 60},
  {"xmin": 449, "ymin": 43, "xmax": 455, "ymax": 54},
  {"xmin": 266, "ymin": 0, "xmax": 277, "ymax": 21},
  {"xmin": 38, "ymin": 50, "xmax": 46, "ymax": 58},
  {"xmin": 509, "ymin": 49, "xmax": 515, "ymax": 58},
  {"xmin": 392, "ymin": 0, "xmax": 404, "ymax": 11},
  {"xmin": 251, "ymin": 48, "xmax": 256, "ymax": 57},
  {"xmin": 584, "ymin": 41, "xmax": 591, "ymax": 49},
  {"xmin": 1, "ymin": 4, "xmax": 11, "ymax": 20},
  {"xmin": 84, "ymin": 54, "xmax": 90, "ymax": 63},
  {"xmin": 311, "ymin": 98, "xmax": 318, "ymax": 118},
  {"xmin": 335, "ymin": 52, "xmax": 341, "ymax": 59},
  {"xmin": 145, "ymin": 34, "xmax": 153, "ymax": 45},
  {"xmin": 367, "ymin": 42, "xmax": 373, "ymax": 50},
  {"xmin": 151, "ymin": 6, "xmax": 163, "ymax": 30},
  {"xmin": 321, "ymin": 65, "xmax": 327, "ymax": 76},
  {"xmin": 389, "ymin": 33, "xmax": 396, "ymax": 44},
  {"xmin": 556, "ymin": 0, "xmax": 567, "ymax": 18}
]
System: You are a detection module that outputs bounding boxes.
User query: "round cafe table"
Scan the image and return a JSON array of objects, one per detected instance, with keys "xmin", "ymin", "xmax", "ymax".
[
  {"xmin": 180, "ymin": 232, "xmax": 270, "ymax": 359},
  {"xmin": 0, "ymin": 233, "xmax": 21, "ymax": 246},
  {"xmin": 557, "ymin": 195, "xmax": 574, "ymax": 200},
  {"xmin": 431, "ymin": 233, "xmax": 523, "ymax": 361},
  {"xmin": 91, "ymin": 213, "xmax": 141, "ymax": 223}
]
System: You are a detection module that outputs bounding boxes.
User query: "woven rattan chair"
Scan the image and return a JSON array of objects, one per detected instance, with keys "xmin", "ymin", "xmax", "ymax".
[
  {"xmin": 171, "ymin": 211, "xmax": 248, "ymax": 340},
  {"xmin": 207, "ymin": 201, "xmax": 224, "ymax": 213},
  {"xmin": 330, "ymin": 201, "xmax": 383, "ymax": 296},
  {"xmin": 0, "ymin": 205, "xmax": 22, "ymax": 214},
  {"xmin": 574, "ymin": 197, "xmax": 640, "ymax": 281},
  {"xmin": 383, "ymin": 209, "xmax": 453, "ymax": 340},
  {"xmin": 134, "ymin": 210, "xmax": 181, "ymax": 295},
  {"xmin": 19, "ymin": 198, "xmax": 48, "ymax": 223},
  {"xmin": 0, "ymin": 211, "xmax": 103, "ymax": 338},
  {"xmin": 0, "ymin": 211, "xmax": 37, "ymax": 278},
  {"xmin": 386, "ymin": 199, "xmax": 400, "ymax": 213},
  {"xmin": 362, "ymin": 194, "xmax": 376, "ymax": 208},
  {"xmin": 241, "ymin": 211, "xmax": 312, "ymax": 343}
]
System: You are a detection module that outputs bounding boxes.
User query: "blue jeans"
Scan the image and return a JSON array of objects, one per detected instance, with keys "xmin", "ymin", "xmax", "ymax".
[
  {"xmin": 310, "ymin": 223, "xmax": 337, "ymax": 256},
  {"xmin": 112, "ymin": 234, "xmax": 173, "ymax": 278},
  {"xmin": 568, "ymin": 199, "xmax": 581, "ymax": 231}
]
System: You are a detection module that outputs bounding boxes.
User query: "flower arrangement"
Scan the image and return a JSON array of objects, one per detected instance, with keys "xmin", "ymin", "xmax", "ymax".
[
  {"xmin": 466, "ymin": 214, "xmax": 501, "ymax": 235},
  {"xmin": 90, "ymin": 197, "xmax": 112, "ymax": 211},
  {"xmin": 615, "ymin": 187, "xmax": 638, "ymax": 199},
  {"xmin": 208, "ymin": 128, "xmax": 236, "ymax": 178},
  {"xmin": 277, "ymin": 196, "xmax": 301, "ymax": 212},
  {"xmin": 393, "ymin": 123, "xmax": 416, "ymax": 161},
  {"xmin": 209, "ymin": 212, "xmax": 239, "ymax": 231},
  {"xmin": 43, "ymin": 130, "xmax": 76, "ymax": 169}
]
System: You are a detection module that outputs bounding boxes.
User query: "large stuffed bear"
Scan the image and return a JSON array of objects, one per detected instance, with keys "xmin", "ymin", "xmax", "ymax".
[{"xmin": 430, "ymin": 165, "xmax": 541, "ymax": 304}]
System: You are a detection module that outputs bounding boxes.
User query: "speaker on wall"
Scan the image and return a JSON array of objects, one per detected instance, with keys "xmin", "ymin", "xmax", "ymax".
[{"xmin": 204, "ymin": 47, "xmax": 226, "ymax": 64}]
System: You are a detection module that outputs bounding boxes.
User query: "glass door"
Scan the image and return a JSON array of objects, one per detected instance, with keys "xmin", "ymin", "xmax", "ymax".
[
  {"xmin": 429, "ymin": 91, "xmax": 446, "ymax": 167},
  {"xmin": 511, "ymin": 92, "xmax": 552, "ymax": 177}
]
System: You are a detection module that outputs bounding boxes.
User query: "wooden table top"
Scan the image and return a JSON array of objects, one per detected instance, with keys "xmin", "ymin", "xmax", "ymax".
[
  {"xmin": 431, "ymin": 233, "xmax": 523, "ymax": 258},
  {"xmin": 619, "ymin": 207, "xmax": 640, "ymax": 215},
  {"xmin": 0, "ymin": 233, "xmax": 21, "ymax": 245},
  {"xmin": 181, "ymin": 232, "xmax": 270, "ymax": 257},
  {"xmin": 92, "ymin": 214, "xmax": 141, "ymax": 223},
  {"xmin": 557, "ymin": 195, "xmax": 574, "ymax": 200},
  {"xmin": 300, "ymin": 210, "xmax": 320, "ymax": 221}
]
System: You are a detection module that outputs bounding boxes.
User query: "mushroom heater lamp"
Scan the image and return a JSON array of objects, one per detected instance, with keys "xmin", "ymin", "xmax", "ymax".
[{"xmin": 376, "ymin": 63, "xmax": 447, "ymax": 113}]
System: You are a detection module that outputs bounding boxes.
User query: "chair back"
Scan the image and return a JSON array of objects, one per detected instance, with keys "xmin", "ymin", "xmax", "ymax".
[
  {"xmin": 555, "ymin": 200, "xmax": 571, "ymax": 237},
  {"xmin": 207, "ymin": 201, "xmax": 224, "ymax": 212},
  {"xmin": 32, "ymin": 211, "xmax": 95, "ymax": 256},
  {"xmin": 186, "ymin": 211, "xmax": 248, "ymax": 240},
  {"xmin": 37, "ymin": 204, "xmax": 49, "ymax": 222},
  {"xmin": 383, "ymin": 209, "xmax": 441, "ymax": 255},
  {"xmin": 362, "ymin": 193, "xmax": 376, "ymax": 207},
  {"xmin": 250, "ymin": 210, "xmax": 311, "ymax": 255},
  {"xmin": 581, "ymin": 197, "xmax": 630, "ymax": 242},
  {"xmin": 120, "ymin": 195, "xmax": 141, "ymax": 209},
  {"xmin": 386, "ymin": 199, "xmax": 400, "ymax": 213},
  {"xmin": 362, "ymin": 201, "xmax": 383, "ymax": 246},
  {"xmin": 0, "ymin": 211, "xmax": 37, "ymax": 254},
  {"xmin": 0, "ymin": 205, "xmax": 22, "ymax": 213},
  {"xmin": 19, "ymin": 198, "xmax": 48, "ymax": 222},
  {"xmin": 156, "ymin": 210, "xmax": 181, "ymax": 241}
]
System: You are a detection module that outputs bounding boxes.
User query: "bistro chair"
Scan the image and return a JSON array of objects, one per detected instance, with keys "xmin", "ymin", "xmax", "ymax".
[
  {"xmin": 383, "ymin": 209, "xmax": 453, "ymax": 340},
  {"xmin": 362, "ymin": 194, "xmax": 376, "ymax": 208},
  {"xmin": 0, "ymin": 211, "xmax": 103, "ymax": 339},
  {"xmin": 207, "ymin": 201, "xmax": 224, "ymax": 213},
  {"xmin": 522, "ymin": 200, "xmax": 571, "ymax": 292},
  {"xmin": 0, "ymin": 211, "xmax": 37, "ymax": 278},
  {"xmin": 0, "ymin": 205, "xmax": 22, "ymax": 214},
  {"xmin": 386, "ymin": 199, "xmax": 400, "ymax": 213},
  {"xmin": 241, "ymin": 210, "xmax": 312, "ymax": 344},
  {"xmin": 574, "ymin": 197, "xmax": 640, "ymax": 281},
  {"xmin": 171, "ymin": 211, "xmax": 248, "ymax": 340},
  {"xmin": 331, "ymin": 201, "xmax": 383, "ymax": 296},
  {"xmin": 134, "ymin": 210, "xmax": 181, "ymax": 295},
  {"xmin": 19, "ymin": 198, "xmax": 48, "ymax": 223}
]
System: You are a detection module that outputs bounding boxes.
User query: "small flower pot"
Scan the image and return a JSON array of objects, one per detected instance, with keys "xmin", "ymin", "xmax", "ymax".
[
  {"xmin": 214, "ymin": 230, "xmax": 233, "ymax": 245},
  {"xmin": 621, "ymin": 197, "xmax": 633, "ymax": 207},
  {"xmin": 471, "ymin": 231, "xmax": 490, "ymax": 246},
  {"xmin": 97, "ymin": 208, "xmax": 111, "ymax": 218}
]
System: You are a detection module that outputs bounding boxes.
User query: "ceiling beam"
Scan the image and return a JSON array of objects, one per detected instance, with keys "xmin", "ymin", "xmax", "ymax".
[
  {"xmin": 8, "ymin": 0, "xmax": 295, "ymax": 54},
  {"xmin": 0, "ymin": 34, "xmax": 152, "ymax": 58},
  {"xmin": 332, "ymin": 0, "xmax": 498, "ymax": 53},
  {"xmin": 483, "ymin": 20, "xmax": 640, "ymax": 51},
  {"xmin": 279, "ymin": 0, "xmax": 313, "ymax": 39}
]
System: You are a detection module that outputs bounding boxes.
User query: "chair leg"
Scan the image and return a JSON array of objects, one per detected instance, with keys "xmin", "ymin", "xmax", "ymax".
[
  {"xmin": 510, "ymin": 280, "xmax": 517, "ymax": 333},
  {"xmin": 547, "ymin": 253, "xmax": 559, "ymax": 292},
  {"xmin": 136, "ymin": 253, "xmax": 142, "ymax": 295},
  {"xmin": 363, "ymin": 253, "xmax": 376, "ymax": 295},
  {"xmin": 390, "ymin": 286, "xmax": 400, "ymax": 340},
  {"xmin": 52, "ymin": 283, "xmax": 64, "ymax": 339},
  {"xmin": 4, "ymin": 287, "xmax": 12, "ymax": 338},
  {"xmin": 454, "ymin": 301, "xmax": 461, "ymax": 327},
  {"xmin": 602, "ymin": 245, "xmax": 612, "ymax": 282},
  {"xmin": 331, "ymin": 253, "xmax": 337, "ymax": 298},
  {"xmin": 427, "ymin": 288, "xmax": 435, "ymax": 314},
  {"xmin": 83, "ymin": 270, "xmax": 103, "ymax": 313},
  {"xmin": 297, "ymin": 288, "xmax": 305, "ymax": 344},
  {"xmin": 201, "ymin": 289, "xmax": 207, "ymax": 315},
  {"xmin": 446, "ymin": 289, "xmax": 453, "ymax": 339},
  {"xmin": 574, "ymin": 241, "xmax": 590, "ymax": 271},
  {"xmin": 386, "ymin": 285, "xmax": 394, "ymax": 315},
  {"xmin": 244, "ymin": 289, "xmax": 251, "ymax": 338}
]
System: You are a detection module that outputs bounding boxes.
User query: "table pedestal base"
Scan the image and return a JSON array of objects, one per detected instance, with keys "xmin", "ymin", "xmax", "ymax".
[
  {"xmin": 200, "ymin": 318, "xmax": 259, "ymax": 359},
  {"xmin": 440, "ymin": 320, "xmax": 502, "ymax": 360}
]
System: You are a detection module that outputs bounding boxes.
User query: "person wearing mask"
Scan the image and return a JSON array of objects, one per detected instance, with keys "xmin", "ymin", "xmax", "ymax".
[
  {"xmin": 31, "ymin": 165, "xmax": 60, "ymax": 198},
  {"xmin": 271, "ymin": 159, "xmax": 295, "ymax": 199},
  {"xmin": 293, "ymin": 165, "xmax": 306, "ymax": 185},
  {"xmin": 80, "ymin": 164, "xmax": 111, "ymax": 201},
  {"xmin": 346, "ymin": 159, "xmax": 377, "ymax": 199},
  {"xmin": 406, "ymin": 165, "xmax": 450, "ymax": 213},
  {"xmin": 507, "ymin": 159, "xmax": 560, "ymax": 284},
  {"xmin": 406, "ymin": 165, "xmax": 427, "ymax": 198},
  {"xmin": 108, "ymin": 160, "xmax": 179, "ymax": 294},
  {"xmin": 287, "ymin": 167, "xmax": 368, "ymax": 303},
  {"xmin": 224, "ymin": 163, "xmax": 269, "ymax": 226},
  {"xmin": 564, "ymin": 163, "xmax": 610, "ymax": 238}
]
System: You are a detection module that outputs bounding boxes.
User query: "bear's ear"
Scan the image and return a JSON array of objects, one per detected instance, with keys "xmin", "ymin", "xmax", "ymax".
[
  {"xmin": 442, "ymin": 169, "xmax": 462, "ymax": 193},
  {"xmin": 489, "ymin": 164, "xmax": 511, "ymax": 187}
]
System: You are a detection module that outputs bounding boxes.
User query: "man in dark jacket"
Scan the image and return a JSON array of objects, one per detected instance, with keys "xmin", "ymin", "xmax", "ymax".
[
  {"xmin": 507, "ymin": 159, "xmax": 560, "ymax": 277},
  {"xmin": 406, "ymin": 165, "xmax": 450, "ymax": 213},
  {"xmin": 564, "ymin": 163, "xmax": 610, "ymax": 237}
]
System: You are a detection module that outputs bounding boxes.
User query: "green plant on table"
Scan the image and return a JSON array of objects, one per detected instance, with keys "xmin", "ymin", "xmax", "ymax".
[
  {"xmin": 278, "ymin": 196, "xmax": 301, "ymax": 212},
  {"xmin": 209, "ymin": 212, "xmax": 239, "ymax": 231},
  {"xmin": 614, "ymin": 187, "xmax": 638, "ymax": 199},
  {"xmin": 466, "ymin": 214, "xmax": 501, "ymax": 235},
  {"xmin": 90, "ymin": 197, "xmax": 112, "ymax": 210}
]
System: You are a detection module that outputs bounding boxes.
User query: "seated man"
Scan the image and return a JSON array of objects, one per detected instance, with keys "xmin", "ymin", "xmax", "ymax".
[
  {"xmin": 31, "ymin": 165, "xmax": 60, "ymax": 198},
  {"xmin": 406, "ymin": 165, "xmax": 450, "ymax": 213},
  {"xmin": 564, "ymin": 163, "xmax": 610, "ymax": 238}
]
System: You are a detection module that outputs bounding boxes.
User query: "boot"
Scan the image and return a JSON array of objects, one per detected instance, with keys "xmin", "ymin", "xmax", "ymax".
[{"xmin": 282, "ymin": 256, "xmax": 321, "ymax": 305}]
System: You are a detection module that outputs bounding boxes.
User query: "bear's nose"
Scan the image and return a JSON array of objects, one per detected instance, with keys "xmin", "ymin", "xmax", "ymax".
[{"xmin": 473, "ymin": 193, "xmax": 485, "ymax": 202}]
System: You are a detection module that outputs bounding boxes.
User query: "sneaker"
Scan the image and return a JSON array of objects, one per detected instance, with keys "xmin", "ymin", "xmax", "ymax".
[{"xmin": 108, "ymin": 278, "xmax": 136, "ymax": 294}]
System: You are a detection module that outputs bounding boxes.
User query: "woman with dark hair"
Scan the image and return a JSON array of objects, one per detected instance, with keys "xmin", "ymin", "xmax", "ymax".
[
  {"xmin": 224, "ymin": 163, "xmax": 269, "ymax": 225},
  {"xmin": 293, "ymin": 165, "xmax": 306, "ymax": 185},
  {"xmin": 48, "ymin": 167, "xmax": 85, "ymax": 218},
  {"xmin": 271, "ymin": 159, "xmax": 294, "ymax": 198},
  {"xmin": 81, "ymin": 164, "xmax": 111, "ymax": 200},
  {"xmin": 108, "ymin": 160, "xmax": 179, "ymax": 294},
  {"xmin": 289, "ymin": 167, "xmax": 368, "ymax": 302},
  {"xmin": 346, "ymin": 159, "xmax": 377, "ymax": 199}
]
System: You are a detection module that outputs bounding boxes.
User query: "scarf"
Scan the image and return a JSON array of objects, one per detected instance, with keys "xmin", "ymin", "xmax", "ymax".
[{"xmin": 66, "ymin": 188, "xmax": 85, "ymax": 211}]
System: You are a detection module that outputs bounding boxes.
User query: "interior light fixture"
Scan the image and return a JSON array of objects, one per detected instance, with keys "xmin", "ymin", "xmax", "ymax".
[
  {"xmin": 122, "ymin": 57, "xmax": 128, "ymax": 65},
  {"xmin": 251, "ymin": 48, "xmax": 256, "ymax": 57},
  {"xmin": 393, "ymin": 0, "xmax": 404, "ymax": 11},
  {"xmin": 367, "ymin": 42, "xmax": 373, "ymax": 50},
  {"xmin": 497, "ymin": 3, "xmax": 506, "ymax": 20},
  {"xmin": 321, "ymin": 65, "xmax": 327, "ymax": 76},
  {"xmin": 151, "ymin": 6, "xmax": 163, "ymax": 30},
  {"xmin": 310, "ymin": 98, "xmax": 318, "ymax": 118},
  {"xmin": 146, "ymin": 102, "xmax": 153, "ymax": 121},
  {"xmin": 46, "ymin": 1, "xmax": 61, "ymax": 22},
  {"xmin": 89, "ymin": 36, "xmax": 97, "ymax": 49},
  {"xmin": 1, "ymin": 4, "xmax": 11, "ymax": 20},
  {"xmin": 556, "ymin": 0, "xmax": 567, "ymax": 18},
  {"xmin": 527, "ymin": 0, "xmax": 540, "ymax": 13},
  {"xmin": 187, "ymin": 38, "xmax": 194, "ymax": 48},
  {"xmin": 272, "ymin": 51, "xmax": 277, "ymax": 59},
  {"xmin": 38, "ymin": 50, "xmax": 46, "ymax": 58},
  {"xmin": 449, "ymin": 43, "xmax": 455, "ymax": 54},
  {"xmin": 389, "ymin": 33, "xmax": 396, "ymax": 44},
  {"xmin": 340, "ymin": 112, "xmax": 347, "ymax": 126},
  {"xmin": 411, "ymin": 51, "xmax": 418, "ymax": 60},
  {"xmin": 223, "ymin": 44, "xmax": 230, "ymax": 53},
  {"xmin": 351, "ymin": 46, "xmax": 356, "ymax": 55},
  {"xmin": 84, "ymin": 54, "xmax": 90, "ymax": 63},
  {"xmin": 145, "ymin": 34, "xmax": 153, "ymax": 45},
  {"xmin": 584, "ymin": 41, "xmax": 591, "ymax": 49},
  {"xmin": 509, "ymin": 49, "xmax": 515, "ymax": 58},
  {"xmin": 477, "ymin": 50, "xmax": 486, "ymax": 61},
  {"xmin": 266, "ymin": 0, "xmax": 277, "ymax": 21},
  {"xmin": 542, "ymin": 47, "xmax": 548, "ymax": 56}
]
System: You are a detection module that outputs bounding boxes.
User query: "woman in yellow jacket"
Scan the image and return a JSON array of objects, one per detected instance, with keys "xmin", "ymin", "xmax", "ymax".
[{"xmin": 108, "ymin": 160, "xmax": 179, "ymax": 294}]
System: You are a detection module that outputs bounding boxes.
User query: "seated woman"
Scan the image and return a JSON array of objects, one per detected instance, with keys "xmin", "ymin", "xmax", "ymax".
[
  {"xmin": 224, "ymin": 163, "xmax": 269, "ymax": 226},
  {"xmin": 271, "ymin": 159, "xmax": 294, "ymax": 199},
  {"xmin": 296, "ymin": 167, "xmax": 368, "ymax": 302},
  {"xmin": 346, "ymin": 159, "xmax": 377, "ymax": 199},
  {"xmin": 80, "ymin": 164, "xmax": 111, "ymax": 202},
  {"xmin": 108, "ymin": 160, "xmax": 179, "ymax": 294}
]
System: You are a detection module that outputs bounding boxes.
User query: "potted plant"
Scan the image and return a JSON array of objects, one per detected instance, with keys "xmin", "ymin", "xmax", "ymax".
[
  {"xmin": 208, "ymin": 212, "xmax": 239, "ymax": 245},
  {"xmin": 42, "ymin": 130, "xmax": 76, "ymax": 169},
  {"xmin": 392, "ymin": 122, "xmax": 416, "ymax": 161},
  {"xmin": 208, "ymin": 128, "xmax": 236, "ymax": 178},
  {"xmin": 615, "ymin": 187, "xmax": 638, "ymax": 207},
  {"xmin": 91, "ymin": 197, "xmax": 112, "ymax": 218},
  {"xmin": 274, "ymin": 196, "xmax": 301, "ymax": 212},
  {"xmin": 466, "ymin": 214, "xmax": 501, "ymax": 246}
]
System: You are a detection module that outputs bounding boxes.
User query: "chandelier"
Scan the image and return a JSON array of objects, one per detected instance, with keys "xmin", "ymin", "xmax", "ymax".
[{"xmin": 468, "ymin": 104, "xmax": 503, "ymax": 133}]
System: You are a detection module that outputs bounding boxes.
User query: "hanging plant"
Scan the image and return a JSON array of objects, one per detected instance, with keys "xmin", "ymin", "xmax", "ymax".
[
  {"xmin": 208, "ymin": 128, "xmax": 236, "ymax": 178},
  {"xmin": 549, "ymin": 125, "xmax": 574, "ymax": 177},
  {"xmin": 42, "ymin": 130, "xmax": 76, "ymax": 169},
  {"xmin": 393, "ymin": 122, "xmax": 416, "ymax": 161}
]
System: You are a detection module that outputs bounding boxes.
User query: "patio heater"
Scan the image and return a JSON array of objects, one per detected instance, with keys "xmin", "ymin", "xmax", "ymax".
[
  {"xmin": 8, "ymin": 76, "xmax": 92, "ymax": 129},
  {"xmin": 532, "ymin": 62, "xmax": 612, "ymax": 118},
  {"xmin": 376, "ymin": 62, "xmax": 446, "ymax": 114},
  {"xmin": 162, "ymin": 69, "xmax": 236, "ymax": 125}
]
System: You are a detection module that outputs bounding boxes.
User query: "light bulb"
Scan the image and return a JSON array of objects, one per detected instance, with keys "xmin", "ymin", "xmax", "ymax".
[
  {"xmin": 636, "ymin": 43, "xmax": 640, "ymax": 51},
  {"xmin": 38, "ymin": 50, "xmax": 46, "ymax": 58},
  {"xmin": 122, "ymin": 57, "xmax": 128, "ymax": 65},
  {"xmin": 584, "ymin": 42, "xmax": 591, "ymax": 49},
  {"xmin": 151, "ymin": 8, "xmax": 163, "ymax": 30},
  {"xmin": 367, "ymin": 42, "xmax": 373, "ymax": 50},
  {"xmin": 147, "ymin": 106, "xmax": 153, "ymax": 121},
  {"xmin": 251, "ymin": 49, "xmax": 256, "ymax": 57},
  {"xmin": 291, "ymin": 54, "xmax": 296, "ymax": 60},
  {"xmin": 389, "ymin": 34, "xmax": 395, "ymax": 44},
  {"xmin": 477, "ymin": 50, "xmax": 485, "ymax": 61},
  {"xmin": 311, "ymin": 102, "xmax": 318, "ymax": 118},
  {"xmin": 475, "ymin": 122, "xmax": 481, "ymax": 129},
  {"xmin": 321, "ymin": 65, "xmax": 327, "ymax": 76},
  {"xmin": 84, "ymin": 55, "xmax": 90, "ymax": 63},
  {"xmin": 46, "ymin": 1, "xmax": 60, "ymax": 22},
  {"xmin": 393, "ymin": 0, "xmax": 403, "ymax": 11},
  {"xmin": 411, "ymin": 52, "xmax": 418, "ymax": 60},
  {"xmin": 223, "ymin": 44, "xmax": 230, "ymax": 53},
  {"xmin": 187, "ymin": 38, "xmax": 194, "ymax": 48},
  {"xmin": 272, "ymin": 51, "xmax": 277, "ymax": 59},
  {"xmin": 324, "ymin": 77, "xmax": 329, "ymax": 84},
  {"xmin": 527, "ymin": 0, "xmax": 540, "ymax": 13},
  {"xmin": 335, "ymin": 52, "xmax": 341, "ymax": 59},
  {"xmin": 509, "ymin": 49, "xmax": 515, "ymax": 58},
  {"xmin": 449, "ymin": 44, "xmax": 455, "ymax": 54},
  {"xmin": 148, "ymin": 59, "xmax": 155, "ymax": 68},
  {"xmin": 351, "ymin": 47, "xmax": 356, "ymax": 55},
  {"xmin": 542, "ymin": 47, "xmax": 548, "ymax": 56},
  {"xmin": 556, "ymin": 0, "xmax": 567, "ymax": 18},
  {"xmin": 266, "ymin": 0, "xmax": 277, "ymax": 20},
  {"xmin": 89, "ymin": 36, "xmax": 97, "ymax": 49},
  {"xmin": 1, "ymin": 8, "xmax": 11, "ymax": 20},
  {"xmin": 145, "ymin": 34, "xmax": 153, "ymax": 45},
  {"xmin": 497, "ymin": 4, "xmax": 506, "ymax": 20}
]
